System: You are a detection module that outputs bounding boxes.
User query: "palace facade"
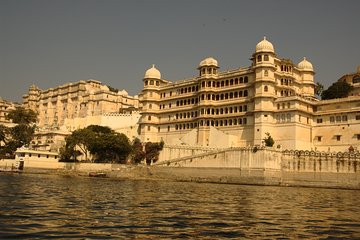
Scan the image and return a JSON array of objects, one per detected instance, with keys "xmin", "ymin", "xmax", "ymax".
[
  {"xmin": 139, "ymin": 38, "xmax": 360, "ymax": 151},
  {"xmin": 21, "ymin": 79, "xmax": 140, "ymax": 151}
]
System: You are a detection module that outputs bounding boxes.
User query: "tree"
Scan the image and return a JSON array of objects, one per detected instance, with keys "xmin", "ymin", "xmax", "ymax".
[
  {"xmin": 130, "ymin": 138, "xmax": 145, "ymax": 164},
  {"xmin": 263, "ymin": 132, "xmax": 275, "ymax": 147},
  {"xmin": 321, "ymin": 81, "xmax": 353, "ymax": 100},
  {"xmin": 145, "ymin": 140, "xmax": 164, "ymax": 165},
  {"xmin": 0, "ymin": 107, "xmax": 37, "ymax": 159},
  {"xmin": 59, "ymin": 125, "xmax": 132, "ymax": 163},
  {"xmin": 314, "ymin": 82, "xmax": 324, "ymax": 98},
  {"xmin": 6, "ymin": 106, "xmax": 37, "ymax": 124}
]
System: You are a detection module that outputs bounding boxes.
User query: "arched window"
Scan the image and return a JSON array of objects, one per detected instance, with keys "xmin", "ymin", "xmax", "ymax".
[
  {"xmin": 230, "ymin": 79, "xmax": 234, "ymax": 85},
  {"xmin": 264, "ymin": 70, "xmax": 268, "ymax": 77},
  {"xmin": 221, "ymin": 81, "xmax": 224, "ymax": 87},
  {"xmin": 264, "ymin": 55, "xmax": 269, "ymax": 61},
  {"xmin": 145, "ymin": 80, "xmax": 148, "ymax": 86},
  {"xmin": 148, "ymin": 116, "xmax": 151, "ymax": 120},
  {"xmin": 353, "ymin": 75, "xmax": 360, "ymax": 84},
  {"xmin": 240, "ymin": 77, "xmax": 243, "ymax": 83},
  {"xmin": 244, "ymin": 90, "xmax": 248, "ymax": 97},
  {"xmin": 264, "ymin": 86, "xmax": 268, "ymax": 92},
  {"xmin": 156, "ymin": 81, "xmax": 159, "ymax": 86},
  {"xmin": 149, "ymin": 104, "xmax": 152, "ymax": 109},
  {"xmin": 257, "ymin": 55, "xmax": 262, "ymax": 62},
  {"xmin": 244, "ymin": 76, "xmax": 248, "ymax": 83},
  {"xmin": 150, "ymin": 80, "xmax": 154, "ymax": 85},
  {"xmin": 225, "ymin": 80, "xmax": 229, "ymax": 86},
  {"xmin": 202, "ymin": 81, "xmax": 205, "ymax": 88},
  {"xmin": 235, "ymin": 78, "xmax": 239, "ymax": 84}
]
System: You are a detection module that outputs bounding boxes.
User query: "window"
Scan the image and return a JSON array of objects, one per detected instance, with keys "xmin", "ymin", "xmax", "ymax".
[
  {"xmin": 148, "ymin": 116, "xmax": 151, "ymax": 120},
  {"xmin": 336, "ymin": 116, "xmax": 341, "ymax": 122},
  {"xmin": 317, "ymin": 118, "xmax": 323, "ymax": 123},
  {"xmin": 264, "ymin": 55, "xmax": 269, "ymax": 61},
  {"xmin": 342, "ymin": 115, "xmax": 348, "ymax": 121},
  {"xmin": 357, "ymin": 134, "xmax": 360, "ymax": 140},
  {"xmin": 264, "ymin": 86, "xmax": 268, "ymax": 92},
  {"xmin": 330, "ymin": 116, "xmax": 335, "ymax": 123},
  {"xmin": 264, "ymin": 70, "xmax": 268, "ymax": 77},
  {"xmin": 336, "ymin": 135, "xmax": 341, "ymax": 141},
  {"xmin": 317, "ymin": 136, "xmax": 322, "ymax": 142},
  {"xmin": 257, "ymin": 55, "xmax": 262, "ymax": 62},
  {"xmin": 147, "ymin": 126, "xmax": 150, "ymax": 131},
  {"xmin": 356, "ymin": 115, "xmax": 360, "ymax": 120}
]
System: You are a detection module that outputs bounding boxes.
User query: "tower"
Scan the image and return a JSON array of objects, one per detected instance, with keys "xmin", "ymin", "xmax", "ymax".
[
  {"xmin": 252, "ymin": 37, "xmax": 277, "ymax": 146},
  {"xmin": 140, "ymin": 65, "xmax": 162, "ymax": 142}
]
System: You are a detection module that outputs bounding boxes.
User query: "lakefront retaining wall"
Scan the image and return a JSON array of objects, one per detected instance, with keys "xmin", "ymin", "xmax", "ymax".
[{"xmin": 1, "ymin": 146, "xmax": 359, "ymax": 189}]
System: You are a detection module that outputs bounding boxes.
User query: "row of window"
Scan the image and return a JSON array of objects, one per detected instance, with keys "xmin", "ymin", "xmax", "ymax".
[
  {"xmin": 159, "ymin": 77, "xmax": 251, "ymax": 99},
  {"xmin": 199, "ymin": 67, "xmax": 218, "ymax": 75},
  {"xmin": 280, "ymin": 78, "xmax": 293, "ymax": 86},
  {"xmin": 280, "ymin": 65, "xmax": 292, "ymax": 73},
  {"xmin": 257, "ymin": 54, "xmax": 270, "ymax": 62},
  {"xmin": 173, "ymin": 105, "xmax": 249, "ymax": 120},
  {"xmin": 317, "ymin": 115, "xmax": 350, "ymax": 124},
  {"xmin": 316, "ymin": 135, "xmax": 360, "ymax": 142},
  {"xmin": 151, "ymin": 117, "xmax": 248, "ymax": 132},
  {"xmin": 174, "ymin": 90, "xmax": 250, "ymax": 107},
  {"xmin": 144, "ymin": 80, "xmax": 160, "ymax": 86}
]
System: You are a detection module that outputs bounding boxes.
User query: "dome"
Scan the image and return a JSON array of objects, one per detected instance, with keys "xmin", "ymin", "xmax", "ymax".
[
  {"xmin": 298, "ymin": 57, "xmax": 314, "ymax": 71},
  {"xmin": 144, "ymin": 64, "xmax": 161, "ymax": 79},
  {"xmin": 255, "ymin": 37, "xmax": 275, "ymax": 53},
  {"xmin": 199, "ymin": 57, "xmax": 218, "ymax": 68}
]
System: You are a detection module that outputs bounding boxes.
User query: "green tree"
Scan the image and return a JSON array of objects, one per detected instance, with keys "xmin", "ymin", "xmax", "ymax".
[
  {"xmin": 130, "ymin": 138, "xmax": 145, "ymax": 164},
  {"xmin": 314, "ymin": 82, "xmax": 324, "ymax": 98},
  {"xmin": 263, "ymin": 132, "xmax": 275, "ymax": 147},
  {"xmin": 0, "ymin": 107, "xmax": 37, "ymax": 159},
  {"xmin": 321, "ymin": 81, "xmax": 353, "ymax": 100},
  {"xmin": 59, "ymin": 125, "xmax": 132, "ymax": 163},
  {"xmin": 145, "ymin": 141, "xmax": 164, "ymax": 165},
  {"xmin": 6, "ymin": 106, "xmax": 37, "ymax": 124}
]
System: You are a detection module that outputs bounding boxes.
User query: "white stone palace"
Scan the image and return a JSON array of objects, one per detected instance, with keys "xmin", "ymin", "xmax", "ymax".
[
  {"xmin": 21, "ymin": 79, "xmax": 140, "ymax": 151},
  {"xmin": 139, "ymin": 37, "xmax": 360, "ymax": 152}
]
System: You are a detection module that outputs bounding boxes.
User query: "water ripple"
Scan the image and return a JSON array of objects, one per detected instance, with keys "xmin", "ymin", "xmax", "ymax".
[{"xmin": 0, "ymin": 173, "xmax": 359, "ymax": 239}]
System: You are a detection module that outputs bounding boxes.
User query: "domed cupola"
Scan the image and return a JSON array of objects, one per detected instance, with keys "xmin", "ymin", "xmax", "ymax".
[
  {"xmin": 144, "ymin": 64, "xmax": 161, "ymax": 79},
  {"xmin": 198, "ymin": 57, "xmax": 219, "ymax": 77},
  {"xmin": 298, "ymin": 57, "xmax": 314, "ymax": 72},
  {"xmin": 199, "ymin": 57, "xmax": 218, "ymax": 68},
  {"xmin": 255, "ymin": 37, "xmax": 275, "ymax": 53}
]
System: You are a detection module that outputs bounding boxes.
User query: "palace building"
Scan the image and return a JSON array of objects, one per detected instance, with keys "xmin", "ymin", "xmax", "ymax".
[
  {"xmin": 139, "ymin": 37, "xmax": 360, "ymax": 151},
  {"xmin": 21, "ymin": 79, "xmax": 140, "ymax": 152}
]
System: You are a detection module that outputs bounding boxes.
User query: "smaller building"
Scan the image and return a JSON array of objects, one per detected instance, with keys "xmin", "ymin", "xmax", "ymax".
[
  {"xmin": 338, "ymin": 66, "xmax": 360, "ymax": 96},
  {"xmin": 15, "ymin": 148, "xmax": 61, "ymax": 169}
]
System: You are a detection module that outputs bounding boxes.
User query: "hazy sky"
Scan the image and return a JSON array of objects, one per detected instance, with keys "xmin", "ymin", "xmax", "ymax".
[{"xmin": 1, "ymin": 0, "xmax": 359, "ymax": 102}]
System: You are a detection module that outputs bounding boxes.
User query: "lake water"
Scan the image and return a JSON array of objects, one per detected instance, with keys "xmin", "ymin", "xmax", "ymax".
[{"xmin": 0, "ymin": 173, "xmax": 359, "ymax": 239}]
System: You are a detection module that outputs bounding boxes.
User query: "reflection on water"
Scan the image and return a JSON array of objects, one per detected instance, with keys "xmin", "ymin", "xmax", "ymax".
[{"xmin": 0, "ymin": 173, "xmax": 359, "ymax": 239}]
